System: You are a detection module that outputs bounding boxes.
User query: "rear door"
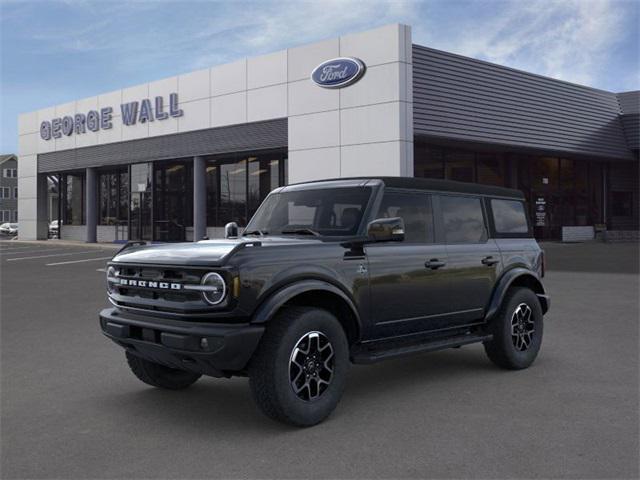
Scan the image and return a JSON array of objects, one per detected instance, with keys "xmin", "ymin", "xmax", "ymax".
[
  {"xmin": 437, "ymin": 194, "xmax": 501, "ymax": 325},
  {"xmin": 365, "ymin": 189, "xmax": 450, "ymax": 338}
]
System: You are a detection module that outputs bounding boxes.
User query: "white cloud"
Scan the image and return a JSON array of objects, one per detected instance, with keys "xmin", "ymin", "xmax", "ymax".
[
  {"xmin": 188, "ymin": 0, "xmax": 418, "ymax": 69},
  {"xmin": 414, "ymin": 0, "xmax": 636, "ymax": 89}
]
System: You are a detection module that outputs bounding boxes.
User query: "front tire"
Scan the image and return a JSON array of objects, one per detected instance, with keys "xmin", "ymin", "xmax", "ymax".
[
  {"xmin": 483, "ymin": 287, "xmax": 543, "ymax": 370},
  {"xmin": 248, "ymin": 307, "xmax": 349, "ymax": 427},
  {"xmin": 125, "ymin": 352, "xmax": 201, "ymax": 390}
]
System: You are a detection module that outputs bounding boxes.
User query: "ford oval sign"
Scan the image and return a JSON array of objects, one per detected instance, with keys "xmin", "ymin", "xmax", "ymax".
[{"xmin": 311, "ymin": 57, "xmax": 366, "ymax": 89}]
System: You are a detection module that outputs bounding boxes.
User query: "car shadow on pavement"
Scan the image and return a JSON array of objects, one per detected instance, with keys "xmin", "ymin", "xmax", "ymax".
[{"xmin": 97, "ymin": 347, "xmax": 498, "ymax": 433}]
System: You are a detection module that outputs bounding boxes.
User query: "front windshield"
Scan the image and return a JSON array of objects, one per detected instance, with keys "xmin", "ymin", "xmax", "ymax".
[{"xmin": 245, "ymin": 187, "xmax": 372, "ymax": 237}]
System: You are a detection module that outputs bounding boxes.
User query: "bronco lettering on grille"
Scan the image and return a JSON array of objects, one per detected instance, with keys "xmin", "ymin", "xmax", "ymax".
[{"xmin": 119, "ymin": 278, "xmax": 182, "ymax": 290}]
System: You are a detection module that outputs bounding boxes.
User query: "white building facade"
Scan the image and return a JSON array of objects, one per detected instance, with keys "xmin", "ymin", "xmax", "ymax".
[{"xmin": 17, "ymin": 24, "xmax": 413, "ymax": 242}]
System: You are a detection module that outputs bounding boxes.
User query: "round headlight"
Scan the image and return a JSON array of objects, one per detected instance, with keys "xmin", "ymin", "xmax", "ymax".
[
  {"xmin": 106, "ymin": 266, "xmax": 117, "ymax": 294},
  {"xmin": 201, "ymin": 272, "xmax": 226, "ymax": 305}
]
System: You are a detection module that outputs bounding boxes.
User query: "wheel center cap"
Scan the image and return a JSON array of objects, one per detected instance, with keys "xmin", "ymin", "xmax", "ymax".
[{"xmin": 305, "ymin": 359, "xmax": 317, "ymax": 373}]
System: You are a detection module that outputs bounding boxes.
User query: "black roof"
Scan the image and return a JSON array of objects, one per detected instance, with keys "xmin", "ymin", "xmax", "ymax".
[{"xmin": 291, "ymin": 176, "xmax": 525, "ymax": 199}]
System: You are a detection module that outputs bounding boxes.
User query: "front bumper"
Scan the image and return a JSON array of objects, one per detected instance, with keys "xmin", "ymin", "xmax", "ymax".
[{"xmin": 99, "ymin": 308, "xmax": 264, "ymax": 377}]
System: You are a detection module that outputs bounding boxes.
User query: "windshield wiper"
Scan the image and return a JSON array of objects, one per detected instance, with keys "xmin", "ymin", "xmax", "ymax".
[
  {"xmin": 242, "ymin": 229, "xmax": 268, "ymax": 236},
  {"xmin": 280, "ymin": 228, "xmax": 321, "ymax": 237}
]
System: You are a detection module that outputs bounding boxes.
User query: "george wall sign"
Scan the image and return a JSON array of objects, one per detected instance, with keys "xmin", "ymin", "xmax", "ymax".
[
  {"xmin": 40, "ymin": 93, "xmax": 184, "ymax": 141},
  {"xmin": 311, "ymin": 57, "xmax": 366, "ymax": 89}
]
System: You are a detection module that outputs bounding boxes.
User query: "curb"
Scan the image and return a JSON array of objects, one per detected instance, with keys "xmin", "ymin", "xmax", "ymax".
[{"xmin": 2, "ymin": 239, "xmax": 122, "ymax": 250}]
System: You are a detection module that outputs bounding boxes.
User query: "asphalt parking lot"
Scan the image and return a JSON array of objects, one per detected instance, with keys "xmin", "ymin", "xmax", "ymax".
[{"xmin": 1, "ymin": 240, "xmax": 638, "ymax": 479}]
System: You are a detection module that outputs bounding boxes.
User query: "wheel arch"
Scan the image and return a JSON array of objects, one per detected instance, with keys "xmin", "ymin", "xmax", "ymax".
[
  {"xmin": 251, "ymin": 280, "xmax": 362, "ymax": 345},
  {"xmin": 485, "ymin": 268, "xmax": 549, "ymax": 321}
]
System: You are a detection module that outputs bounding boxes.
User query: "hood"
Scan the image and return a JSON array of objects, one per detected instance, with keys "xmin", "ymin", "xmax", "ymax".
[{"xmin": 111, "ymin": 236, "xmax": 324, "ymax": 266}]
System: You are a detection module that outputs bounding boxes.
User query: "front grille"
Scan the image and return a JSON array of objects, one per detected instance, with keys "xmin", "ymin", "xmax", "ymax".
[{"xmin": 108, "ymin": 264, "xmax": 221, "ymax": 316}]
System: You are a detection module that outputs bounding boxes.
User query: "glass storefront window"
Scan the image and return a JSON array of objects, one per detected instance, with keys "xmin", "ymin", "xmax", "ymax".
[
  {"xmin": 248, "ymin": 155, "xmax": 282, "ymax": 218},
  {"xmin": 477, "ymin": 154, "xmax": 505, "ymax": 186},
  {"xmin": 62, "ymin": 173, "xmax": 85, "ymax": 225},
  {"xmin": 130, "ymin": 163, "xmax": 152, "ymax": 193},
  {"xmin": 612, "ymin": 192, "xmax": 633, "ymax": 217},
  {"xmin": 154, "ymin": 161, "xmax": 192, "ymax": 241},
  {"xmin": 207, "ymin": 149, "xmax": 286, "ymax": 227},
  {"xmin": 47, "ymin": 174, "xmax": 60, "ymax": 224},
  {"xmin": 129, "ymin": 163, "xmax": 153, "ymax": 241},
  {"xmin": 414, "ymin": 143, "xmax": 444, "ymax": 179},
  {"xmin": 220, "ymin": 159, "xmax": 248, "ymax": 226},
  {"xmin": 445, "ymin": 151, "xmax": 475, "ymax": 182},
  {"xmin": 413, "ymin": 140, "xmax": 612, "ymax": 239},
  {"xmin": 588, "ymin": 162, "xmax": 604, "ymax": 225},
  {"xmin": 532, "ymin": 157, "xmax": 559, "ymax": 189},
  {"xmin": 98, "ymin": 169, "xmax": 128, "ymax": 225},
  {"xmin": 205, "ymin": 165, "xmax": 220, "ymax": 227},
  {"xmin": 119, "ymin": 171, "xmax": 129, "ymax": 221}
]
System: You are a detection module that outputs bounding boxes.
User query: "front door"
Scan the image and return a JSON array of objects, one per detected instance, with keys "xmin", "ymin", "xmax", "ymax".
[
  {"xmin": 366, "ymin": 190, "xmax": 451, "ymax": 339},
  {"xmin": 438, "ymin": 194, "xmax": 501, "ymax": 325},
  {"xmin": 129, "ymin": 163, "xmax": 153, "ymax": 241},
  {"xmin": 153, "ymin": 161, "xmax": 191, "ymax": 242}
]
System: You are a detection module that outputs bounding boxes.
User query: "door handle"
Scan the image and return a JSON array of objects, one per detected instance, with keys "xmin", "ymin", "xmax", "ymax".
[
  {"xmin": 481, "ymin": 256, "xmax": 500, "ymax": 266},
  {"xmin": 425, "ymin": 259, "xmax": 446, "ymax": 269}
]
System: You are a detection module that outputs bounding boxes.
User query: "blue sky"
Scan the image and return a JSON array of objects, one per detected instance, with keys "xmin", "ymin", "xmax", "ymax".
[{"xmin": 1, "ymin": 0, "xmax": 638, "ymax": 153}]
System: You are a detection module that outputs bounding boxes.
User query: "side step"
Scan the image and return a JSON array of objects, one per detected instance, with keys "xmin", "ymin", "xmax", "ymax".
[{"xmin": 351, "ymin": 333, "xmax": 492, "ymax": 364}]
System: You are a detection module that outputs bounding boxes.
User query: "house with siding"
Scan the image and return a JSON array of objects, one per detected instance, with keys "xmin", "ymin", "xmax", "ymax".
[{"xmin": 0, "ymin": 154, "xmax": 18, "ymax": 224}]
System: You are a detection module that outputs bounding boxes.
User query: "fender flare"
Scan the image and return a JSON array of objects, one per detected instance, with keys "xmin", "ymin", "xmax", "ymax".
[
  {"xmin": 485, "ymin": 268, "xmax": 549, "ymax": 321},
  {"xmin": 251, "ymin": 279, "xmax": 362, "ymax": 339}
]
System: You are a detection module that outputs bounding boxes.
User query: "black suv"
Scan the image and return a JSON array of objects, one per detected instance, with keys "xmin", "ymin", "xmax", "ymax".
[{"xmin": 100, "ymin": 177, "xmax": 549, "ymax": 426}]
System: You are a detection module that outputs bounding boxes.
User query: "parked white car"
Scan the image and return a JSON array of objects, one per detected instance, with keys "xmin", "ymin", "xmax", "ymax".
[
  {"xmin": 49, "ymin": 220, "xmax": 60, "ymax": 238},
  {"xmin": 0, "ymin": 223, "xmax": 18, "ymax": 236}
]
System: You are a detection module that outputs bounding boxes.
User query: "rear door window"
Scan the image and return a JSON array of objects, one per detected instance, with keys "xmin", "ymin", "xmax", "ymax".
[
  {"xmin": 440, "ymin": 195, "xmax": 487, "ymax": 243},
  {"xmin": 491, "ymin": 199, "xmax": 529, "ymax": 234}
]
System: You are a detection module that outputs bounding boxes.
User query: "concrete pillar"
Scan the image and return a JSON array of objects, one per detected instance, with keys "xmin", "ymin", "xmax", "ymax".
[
  {"xmin": 193, "ymin": 156, "xmax": 207, "ymax": 241},
  {"xmin": 85, "ymin": 167, "xmax": 97, "ymax": 243}
]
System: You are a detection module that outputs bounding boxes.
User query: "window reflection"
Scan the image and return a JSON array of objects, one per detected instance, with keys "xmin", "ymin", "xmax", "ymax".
[
  {"xmin": 477, "ymin": 154, "xmax": 505, "ymax": 186},
  {"xmin": 62, "ymin": 173, "xmax": 85, "ymax": 225},
  {"xmin": 98, "ymin": 169, "xmax": 128, "ymax": 225},
  {"xmin": 154, "ymin": 160, "xmax": 192, "ymax": 242},
  {"xmin": 206, "ymin": 149, "xmax": 287, "ymax": 227},
  {"xmin": 441, "ymin": 195, "xmax": 486, "ymax": 243},
  {"xmin": 445, "ymin": 151, "xmax": 475, "ymax": 182}
]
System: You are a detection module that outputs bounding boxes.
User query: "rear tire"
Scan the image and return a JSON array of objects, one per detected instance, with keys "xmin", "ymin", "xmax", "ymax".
[
  {"xmin": 483, "ymin": 287, "xmax": 543, "ymax": 370},
  {"xmin": 248, "ymin": 307, "xmax": 349, "ymax": 427},
  {"xmin": 125, "ymin": 352, "xmax": 201, "ymax": 390}
]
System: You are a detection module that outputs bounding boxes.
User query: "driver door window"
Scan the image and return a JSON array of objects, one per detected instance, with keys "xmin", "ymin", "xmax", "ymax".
[{"xmin": 375, "ymin": 191, "xmax": 434, "ymax": 243}]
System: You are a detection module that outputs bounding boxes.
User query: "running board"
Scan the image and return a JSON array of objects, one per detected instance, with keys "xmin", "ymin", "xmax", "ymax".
[{"xmin": 351, "ymin": 333, "xmax": 492, "ymax": 364}]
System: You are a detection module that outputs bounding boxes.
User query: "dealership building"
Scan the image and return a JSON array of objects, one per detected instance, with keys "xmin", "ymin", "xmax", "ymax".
[{"xmin": 17, "ymin": 24, "xmax": 639, "ymax": 243}]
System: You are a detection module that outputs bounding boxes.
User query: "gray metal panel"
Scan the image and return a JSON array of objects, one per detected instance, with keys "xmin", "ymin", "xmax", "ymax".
[
  {"xmin": 412, "ymin": 45, "xmax": 633, "ymax": 160},
  {"xmin": 619, "ymin": 114, "xmax": 639, "ymax": 150},
  {"xmin": 38, "ymin": 119, "xmax": 287, "ymax": 173},
  {"xmin": 617, "ymin": 91, "xmax": 640, "ymax": 114},
  {"xmin": 617, "ymin": 92, "xmax": 639, "ymax": 150}
]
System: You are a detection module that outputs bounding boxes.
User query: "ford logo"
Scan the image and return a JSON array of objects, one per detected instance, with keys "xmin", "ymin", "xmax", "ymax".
[{"xmin": 311, "ymin": 57, "xmax": 366, "ymax": 89}]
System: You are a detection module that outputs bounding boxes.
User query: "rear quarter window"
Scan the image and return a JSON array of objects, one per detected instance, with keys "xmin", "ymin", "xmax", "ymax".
[{"xmin": 491, "ymin": 199, "xmax": 529, "ymax": 234}]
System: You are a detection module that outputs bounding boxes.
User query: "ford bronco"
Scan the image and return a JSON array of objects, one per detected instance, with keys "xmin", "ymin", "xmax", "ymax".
[{"xmin": 100, "ymin": 177, "xmax": 549, "ymax": 426}]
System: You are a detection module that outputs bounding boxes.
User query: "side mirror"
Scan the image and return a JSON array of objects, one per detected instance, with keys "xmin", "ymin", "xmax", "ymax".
[
  {"xmin": 224, "ymin": 222, "xmax": 239, "ymax": 239},
  {"xmin": 367, "ymin": 217, "xmax": 405, "ymax": 242}
]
